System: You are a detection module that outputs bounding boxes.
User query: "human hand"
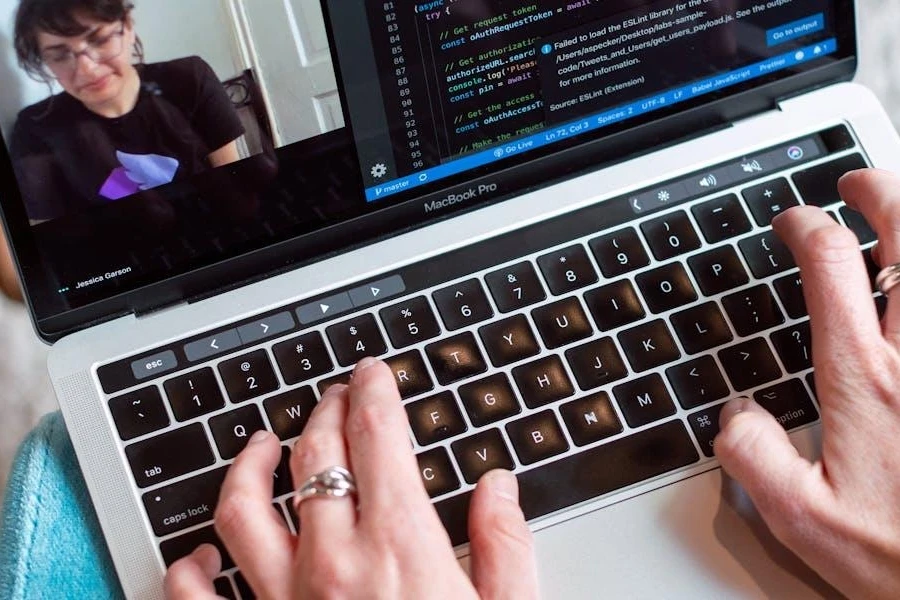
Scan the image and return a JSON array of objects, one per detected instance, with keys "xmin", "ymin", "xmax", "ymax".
[
  {"xmin": 165, "ymin": 357, "xmax": 539, "ymax": 599},
  {"xmin": 714, "ymin": 168, "xmax": 900, "ymax": 598},
  {"xmin": 0, "ymin": 227, "xmax": 21, "ymax": 301}
]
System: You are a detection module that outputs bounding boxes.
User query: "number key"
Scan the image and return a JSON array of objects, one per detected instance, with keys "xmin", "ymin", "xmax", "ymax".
[
  {"xmin": 218, "ymin": 350, "xmax": 279, "ymax": 403},
  {"xmin": 432, "ymin": 279, "xmax": 493, "ymax": 331},
  {"xmin": 163, "ymin": 368, "xmax": 225, "ymax": 422},
  {"xmin": 326, "ymin": 314, "xmax": 388, "ymax": 367},
  {"xmin": 589, "ymin": 227, "xmax": 650, "ymax": 278},
  {"xmin": 380, "ymin": 296, "xmax": 441, "ymax": 348},
  {"xmin": 537, "ymin": 244, "xmax": 598, "ymax": 295},
  {"xmin": 484, "ymin": 262, "xmax": 546, "ymax": 313},
  {"xmin": 640, "ymin": 211, "xmax": 702, "ymax": 261},
  {"xmin": 272, "ymin": 332, "xmax": 334, "ymax": 385}
]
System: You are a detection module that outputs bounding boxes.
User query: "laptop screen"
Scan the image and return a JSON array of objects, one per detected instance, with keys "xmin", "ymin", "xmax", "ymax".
[{"xmin": 0, "ymin": 0, "xmax": 853, "ymax": 336}]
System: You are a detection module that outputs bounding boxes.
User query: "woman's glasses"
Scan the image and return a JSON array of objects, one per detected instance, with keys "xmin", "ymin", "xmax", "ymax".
[{"xmin": 39, "ymin": 23, "xmax": 127, "ymax": 80}]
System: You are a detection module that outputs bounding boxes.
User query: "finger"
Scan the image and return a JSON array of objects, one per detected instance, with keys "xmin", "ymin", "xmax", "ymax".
[
  {"xmin": 468, "ymin": 470, "xmax": 539, "ymax": 600},
  {"xmin": 163, "ymin": 544, "xmax": 222, "ymax": 600},
  {"xmin": 344, "ymin": 358, "xmax": 435, "ymax": 518},
  {"xmin": 290, "ymin": 384, "xmax": 356, "ymax": 541},
  {"xmin": 215, "ymin": 431, "xmax": 294, "ymax": 599},
  {"xmin": 714, "ymin": 397, "xmax": 824, "ymax": 540},
  {"xmin": 838, "ymin": 168, "xmax": 900, "ymax": 340},
  {"xmin": 772, "ymin": 205, "xmax": 882, "ymax": 375}
]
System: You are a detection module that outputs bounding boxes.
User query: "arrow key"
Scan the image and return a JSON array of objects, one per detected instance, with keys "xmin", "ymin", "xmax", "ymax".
[
  {"xmin": 718, "ymin": 338, "xmax": 782, "ymax": 392},
  {"xmin": 666, "ymin": 355, "xmax": 729, "ymax": 410}
]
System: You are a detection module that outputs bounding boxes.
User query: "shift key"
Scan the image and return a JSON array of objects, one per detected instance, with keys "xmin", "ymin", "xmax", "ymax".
[{"xmin": 126, "ymin": 423, "xmax": 216, "ymax": 488}]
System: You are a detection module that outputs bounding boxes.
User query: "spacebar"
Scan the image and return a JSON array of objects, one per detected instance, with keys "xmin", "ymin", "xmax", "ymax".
[{"xmin": 434, "ymin": 420, "xmax": 700, "ymax": 546}]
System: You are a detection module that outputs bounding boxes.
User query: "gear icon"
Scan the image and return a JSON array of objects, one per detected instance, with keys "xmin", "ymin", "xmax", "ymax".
[{"xmin": 370, "ymin": 163, "xmax": 388, "ymax": 178}]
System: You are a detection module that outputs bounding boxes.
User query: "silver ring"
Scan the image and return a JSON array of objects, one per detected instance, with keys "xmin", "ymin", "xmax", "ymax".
[
  {"xmin": 876, "ymin": 263, "xmax": 900, "ymax": 296},
  {"xmin": 293, "ymin": 466, "xmax": 357, "ymax": 511}
]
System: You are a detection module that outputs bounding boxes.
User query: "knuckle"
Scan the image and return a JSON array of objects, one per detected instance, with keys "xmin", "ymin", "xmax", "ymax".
[
  {"xmin": 214, "ymin": 492, "xmax": 253, "ymax": 540},
  {"xmin": 805, "ymin": 226, "xmax": 860, "ymax": 265},
  {"xmin": 293, "ymin": 430, "xmax": 336, "ymax": 473},
  {"xmin": 347, "ymin": 400, "xmax": 397, "ymax": 438},
  {"xmin": 302, "ymin": 552, "xmax": 357, "ymax": 597}
]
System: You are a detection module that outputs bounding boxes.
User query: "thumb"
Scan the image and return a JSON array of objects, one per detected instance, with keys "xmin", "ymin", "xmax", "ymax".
[
  {"xmin": 468, "ymin": 470, "xmax": 540, "ymax": 600},
  {"xmin": 163, "ymin": 544, "xmax": 222, "ymax": 599},
  {"xmin": 714, "ymin": 396, "xmax": 818, "ymax": 527}
]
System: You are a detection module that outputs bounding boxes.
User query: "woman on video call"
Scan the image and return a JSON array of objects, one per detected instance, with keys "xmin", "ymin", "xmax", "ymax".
[{"xmin": 9, "ymin": 0, "xmax": 245, "ymax": 224}]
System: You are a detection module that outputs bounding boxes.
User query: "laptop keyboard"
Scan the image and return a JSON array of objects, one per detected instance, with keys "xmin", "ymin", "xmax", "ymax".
[{"xmin": 96, "ymin": 126, "xmax": 884, "ymax": 597}]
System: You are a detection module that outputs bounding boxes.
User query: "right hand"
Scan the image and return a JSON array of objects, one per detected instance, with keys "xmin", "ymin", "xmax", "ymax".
[{"xmin": 714, "ymin": 168, "xmax": 900, "ymax": 598}]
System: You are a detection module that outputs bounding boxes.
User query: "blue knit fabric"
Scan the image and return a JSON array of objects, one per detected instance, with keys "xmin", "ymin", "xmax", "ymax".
[{"xmin": 0, "ymin": 412, "xmax": 123, "ymax": 599}]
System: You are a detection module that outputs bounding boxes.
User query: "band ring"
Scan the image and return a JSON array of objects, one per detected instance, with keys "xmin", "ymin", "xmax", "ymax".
[
  {"xmin": 876, "ymin": 263, "xmax": 900, "ymax": 297},
  {"xmin": 293, "ymin": 466, "xmax": 357, "ymax": 511}
]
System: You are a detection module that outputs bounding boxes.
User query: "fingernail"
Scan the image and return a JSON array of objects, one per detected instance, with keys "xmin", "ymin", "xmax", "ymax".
[
  {"xmin": 321, "ymin": 383, "xmax": 347, "ymax": 400},
  {"xmin": 355, "ymin": 357, "xmax": 380, "ymax": 373},
  {"xmin": 485, "ymin": 469, "xmax": 519, "ymax": 503},
  {"xmin": 719, "ymin": 396, "xmax": 753, "ymax": 429},
  {"xmin": 193, "ymin": 543, "xmax": 221, "ymax": 578},
  {"xmin": 249, "ymin": 430, "xmax": 269, "ymax": 444}
]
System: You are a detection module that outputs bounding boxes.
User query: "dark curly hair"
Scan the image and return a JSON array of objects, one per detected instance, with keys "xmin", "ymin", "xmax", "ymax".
[{"xmin": 14, "ymin": 0, "xmax": 144, "ymax": 82}]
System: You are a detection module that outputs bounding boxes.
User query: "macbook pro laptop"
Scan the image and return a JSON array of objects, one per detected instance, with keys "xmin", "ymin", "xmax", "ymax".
[{"xmin": 0, "ymin": 0, "xmax": 896, "ymax": 597}]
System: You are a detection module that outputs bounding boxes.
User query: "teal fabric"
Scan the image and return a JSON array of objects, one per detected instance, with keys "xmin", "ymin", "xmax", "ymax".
[{"xmin": 0, "ymin": 412, "xmax": 123, "ymax": 599}]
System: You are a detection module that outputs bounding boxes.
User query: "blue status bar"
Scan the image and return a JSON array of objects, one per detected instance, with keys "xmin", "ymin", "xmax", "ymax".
[{"xmin": 365, "ymin": 37, "xmax": 838, "ymax": 202}]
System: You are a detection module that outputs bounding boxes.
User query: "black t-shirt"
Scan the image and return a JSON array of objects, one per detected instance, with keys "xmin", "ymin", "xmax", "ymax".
[{"xmin": 10, "ymin": 56, "xmax": 245, "ymax": 222}]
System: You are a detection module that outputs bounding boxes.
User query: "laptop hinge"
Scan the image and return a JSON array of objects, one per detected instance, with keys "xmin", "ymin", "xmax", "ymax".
[{"xmin": 134, "ymin": 300, "xmax": 189, "ymax": 319}]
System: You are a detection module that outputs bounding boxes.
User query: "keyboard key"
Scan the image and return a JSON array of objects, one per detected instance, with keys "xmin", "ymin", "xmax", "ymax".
[
  {"xmin": 160, "ymin": 524, "xmax": 234, "ymax": 569},
  {"xmin": 272, "ymin": 332, "xmax": 334, "ymax": 385},
  {"xmin": 584, "ymin": 280, "xmax": 646, "ymax": 331},
  {"xmin": 666, "ymin": 355, "xmax": 730, "ymax": 409},
  {"xmin": 163, "ymin": 368, "xmax": 225, "ymax": 423},
  {"xmin": 214, "ymin": 577, "xmax": 237, "ymax": 600},
  {"xmin": 635, "ymin": 263, "xmax": 698, "ymax": 314},
  {"xmin": 640, "ymin": 211, "xmax": 702, "ymax": 261},
  {"xmin": 208, "ymin": 404, "xmax": 267, "ymax": 460},
  {"xmin": 234, "ymin": 572, "xmax": 254, "ymax": 600},
  {"xmin": 263, "ymin": 386, "xmax": 318, "ymax": 441},
  {"xmin": 718, "ymin": 338, "xmax": 782, "ymax": 392},
  {"xmin": 770, "ymin": 321, "xmax": 812, "ymax": 373},
  {"xmin": 687, "ymin": 246, "xmax": 750, "ymax": 297},
  {"xmin": 451, "ymin": 428, "xmax": 515, "ymax": 485},
  {"xmin": 126, "ymin": 423, "xmax": 215, "ymax": 488},
  {"xmin": 219, "ymin": 350, "xmax": 279, "ymax": 403},
  {"xmin": 316, "ymin": 370, "xmax": 352, "ymax": 395},
  {"xmin": 379, "ymin": 296, "xmax": 441, "ymax": 348},
  {"xmin": 142, "ymin": 466, "xmax": 227, "ymax": 537},
  {"xmin": 537, "ymin": 244, "xmax": 598, "ymax": 295},
  {"xmin": 792, "ymin": 153, "xmax": 867, "ymax": 207},
  {"xmin": 754, "ymin": 378, "xmax": 819, "ymax": 430},
  {"xmin": 738, "ymin": 231, "xmax": 796, "ymax": 278},
  {"xmin": 840, "ymin": 206, "xmax": 877, "ymax": 245},
  {"xmin": 617, "ymin": 319, "xmax": 681, "ymax": 372},
  {"xmin": 434, "ymin": 421, "xmax": 699, "ymax": 546},
  {"xmin": 863, "ymin": 247, "xmax": 880, "ymax": 292},
  {"xmin": 384, "ymin": 351, "xmax": 434, "ymax": 399},
  {"xmin": 564, "ymin": 338, "xmax": 629, "ymax": 391},
  {"xmin": 687, "ymin": 403, "xmax": 726, "ymax": 457},
  {"xmin": 416, "ymin": 447, "xmax": 461, "ymax": 498},
  {"xmin": 531, "ymin": 297, "xmax": 593, "ymax": 349},
  {"xmin": 506, "ymin": 411, "xmax": 569, "ymax": 465},
  {"xmin": 433, "ymin": 279, "xmax": 494, "ymax": 331},
  {"xmin": 613, "ymin": 374, "xmax": 677, "ymax": 428},
  {"xmin": 458, "ymin": 373, "xmax": 522, "ymax": 426},
  {"xmin": 326, "ymin": 314, "xmax": 388, "ymax": 367},
  {"xmin": 109, "ymin": 386, "xmax": 170, "ymax": 441},
  {"xmin": 691, "ymin": 194, "xmax": 752, "ymax": 243},
  {"xmin": 406, "ymin": 391, "xmax": 468, "ymax": 446},
  {"xmin": 273, "ymin": 446, "xmax": 293, "ymax": 497},
  {"xmin": 589, "ymin": 227, "xmax": 650, "ymax": 278},
  {"xmin": 485, "ymin": 262, "xmax": 547, "ymax": 313},
  {"xmin": 670, "ymin": 302, "xmax": 733, "ymax": 354},
  {"xmin": 773, "ymin": 272, "xmax": 807, "ymax": 319},
  {"xmin": 425, "ymin": 332, "xmax": 487, "ymax": 385},
  {"xmin": 512, "ymin": 355, "xmax": 575, "ymax": 409},
  {"xmin": 742, "ymin": 178, "xmax": 800, "ymax": 226},
  {"xmin": 478, "ymin": 315, "xmax": 541, "ymax": 367},
  {"xmin": 559, "ymin": 392, "xmax": 623, "ymax": 446},
  {"xmin": 721, "ymin": 284, "xmax": 785, "ymax": 336}
]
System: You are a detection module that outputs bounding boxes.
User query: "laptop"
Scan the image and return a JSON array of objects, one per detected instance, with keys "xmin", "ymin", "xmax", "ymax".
[{"xmin": 0, "ymin": 0, "xmax": 895, "ymax": 597}]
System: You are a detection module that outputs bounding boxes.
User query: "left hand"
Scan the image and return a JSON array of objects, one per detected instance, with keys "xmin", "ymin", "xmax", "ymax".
[{"xmin": 165, "ymin": 357, "xmax": 539, "ymax": 599}]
